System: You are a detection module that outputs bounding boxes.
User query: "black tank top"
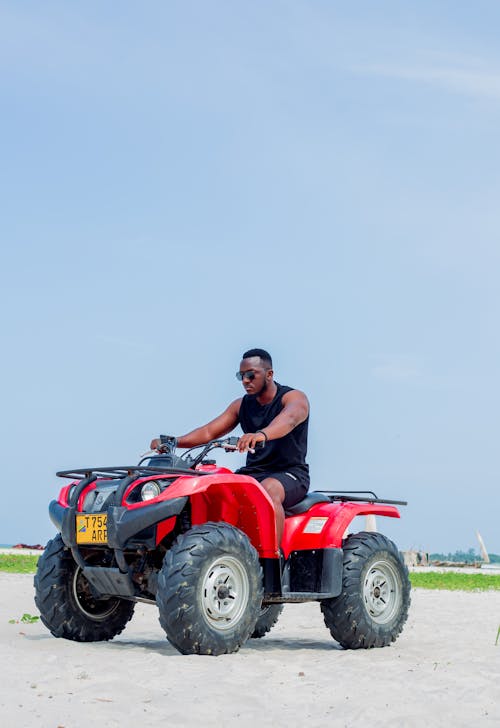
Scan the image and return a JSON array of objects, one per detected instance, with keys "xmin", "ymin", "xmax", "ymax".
[{"xmin": 237, "ymin": 382, "xmax": 309, "ymax": 479}]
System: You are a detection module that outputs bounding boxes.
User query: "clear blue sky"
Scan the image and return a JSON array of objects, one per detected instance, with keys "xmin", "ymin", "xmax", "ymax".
[{"xmin": 1, "ymin": 1, "xmax": 499, "ymax": 553}]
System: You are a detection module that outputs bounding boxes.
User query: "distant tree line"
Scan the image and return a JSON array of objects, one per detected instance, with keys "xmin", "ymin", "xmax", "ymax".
[{"xmin": 430, "ymin": 548, "xmax": 500, "ymax": 563}]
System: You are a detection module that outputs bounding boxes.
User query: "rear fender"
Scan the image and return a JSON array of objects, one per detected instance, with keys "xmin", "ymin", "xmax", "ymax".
[
  {"xmin": 281, "ymin": 501, "xmax": 401, "ymax": 558},
  {"xmin": 161, "ymin": 473, "xmax": 279, "ymax": 558}
]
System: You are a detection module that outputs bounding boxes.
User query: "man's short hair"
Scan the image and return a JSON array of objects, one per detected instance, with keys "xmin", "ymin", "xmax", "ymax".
[{"xmin": 242, "ymin": 348, "xmax": 272, "ymax": 368}]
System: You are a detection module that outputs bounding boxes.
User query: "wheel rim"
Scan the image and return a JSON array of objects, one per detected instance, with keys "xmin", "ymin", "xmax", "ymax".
[
  {"xmin": 362, "ymin": 559, "xmax": 401, "ymax": 624},
  {"xmin": 201, "ymin": 556, "xmax": 250, "ymax": 632},
  {"xmin": 72, "ymin": 567, "xmax": 122, "ymax": 621}
]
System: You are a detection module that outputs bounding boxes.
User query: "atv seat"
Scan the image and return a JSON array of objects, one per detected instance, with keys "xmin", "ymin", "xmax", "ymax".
[{"xmin": 285, "ymin": 491, "xmax": 331, "ymax": 516}]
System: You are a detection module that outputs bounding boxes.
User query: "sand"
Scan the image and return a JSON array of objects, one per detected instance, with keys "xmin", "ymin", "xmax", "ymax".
[{"xmin": 1, "ymin": 572, "xmax": 499, "ymax": 727}]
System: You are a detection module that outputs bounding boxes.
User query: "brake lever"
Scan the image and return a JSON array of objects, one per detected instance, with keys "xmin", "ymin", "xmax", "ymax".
[{"xmin": 222, "ymin": 438, "xmax": 265, "ymax": 454}]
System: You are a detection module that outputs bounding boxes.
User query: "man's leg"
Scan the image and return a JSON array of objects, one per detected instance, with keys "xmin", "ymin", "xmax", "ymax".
[{"xmin": 260, "ymin": 477, "xmax": 286, "ymax": 546}]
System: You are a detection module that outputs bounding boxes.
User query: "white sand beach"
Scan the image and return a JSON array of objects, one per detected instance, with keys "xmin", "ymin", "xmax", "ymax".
[{"xmin": 1, "ymin": 572, "xmax": 499, "ymax": 727}]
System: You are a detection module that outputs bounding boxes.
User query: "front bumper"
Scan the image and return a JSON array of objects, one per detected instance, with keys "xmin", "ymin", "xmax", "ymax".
[
  {"xmin": 49, "ymin": 495, "xmax": 189, "ymax": 599},
  {"xmin": 50, "ymin": 496, "xmax": 188, "ymax": 551}
]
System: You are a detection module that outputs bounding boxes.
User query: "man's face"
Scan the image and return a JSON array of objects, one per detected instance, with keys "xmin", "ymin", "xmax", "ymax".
[{"xmin": 237, "ymin": 357, "xmax": 272, "ymax": 396}]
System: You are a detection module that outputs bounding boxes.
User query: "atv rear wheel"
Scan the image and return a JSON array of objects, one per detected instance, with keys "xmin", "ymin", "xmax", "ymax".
[
  {"xmin": 157, "ymin": 522, "xmax": 263, "ymax": 655},
  {"xmin": 251, "ymin": 604, "xmax": 284, "ymax": 639},
  {"xmin": 320, "ymin": 531, "xmax": 410, "ymax": 649},
  {"xmin": 34, "ymin": 534, "xmax": 135, "ymax": 641}
]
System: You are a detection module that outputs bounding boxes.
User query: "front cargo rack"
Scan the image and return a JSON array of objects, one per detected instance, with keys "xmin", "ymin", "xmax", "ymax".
[{"xmin": 56, "ymin": 465, "xmax": 208, "ymax": 479}]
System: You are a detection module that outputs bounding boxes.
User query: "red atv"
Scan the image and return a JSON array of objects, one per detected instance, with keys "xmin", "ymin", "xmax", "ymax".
[{"xmin": 34, "ymin": 437, "xmax": 411, "ymax": 655}]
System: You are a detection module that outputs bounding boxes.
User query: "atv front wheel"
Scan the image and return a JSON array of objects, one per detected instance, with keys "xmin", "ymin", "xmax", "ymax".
[
  {"xmin": 251, "ymin": 604, "xmax": 284, "ymax": 639},
  {"xmin": 34, "ymin": 535, "xmax": 135, "ymax": 641},
  {"xmin": 157, "ymin": 522, "xmax": 263, "ymax": 655},
  {"xmin": 321, "ymin": 531, "xmax": 410, "ymax": 649}
]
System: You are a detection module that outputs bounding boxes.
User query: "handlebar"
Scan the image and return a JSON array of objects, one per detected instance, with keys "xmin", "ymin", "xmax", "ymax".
[
  {"xmin": 141, "ymin": 436, "xmax": 264, "ymax": 470},
  {"xmin": 182, "ymin": 436, "xmax": 264, "ymax": 468}
]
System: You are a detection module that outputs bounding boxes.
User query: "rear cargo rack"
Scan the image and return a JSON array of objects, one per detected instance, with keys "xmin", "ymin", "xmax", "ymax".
[{"xmin": 314, "ymin": 490, "xmax": 407, "ymax": 506}]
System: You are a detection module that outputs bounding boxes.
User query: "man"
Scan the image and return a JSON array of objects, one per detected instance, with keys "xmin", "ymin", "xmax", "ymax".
[{"xmin": 150, "ymin": 348, "xmax": 310, "ymax": 544}]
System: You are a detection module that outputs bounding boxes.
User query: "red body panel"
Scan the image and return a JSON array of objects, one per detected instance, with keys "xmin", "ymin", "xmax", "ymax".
[
  {"xmin": 57, "ymin": 484, "xmax": 74, "ymax": 507},
  {"xmin": 155, "ymin": 516, "xmax": 177, "ymax": 544},
  {"xmin": 56, "ymin": 468, "xmax": 401, "ymax": 560}
]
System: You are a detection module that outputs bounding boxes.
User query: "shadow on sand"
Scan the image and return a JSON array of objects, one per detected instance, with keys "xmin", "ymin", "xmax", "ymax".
[{"xmin": 25, "ymin": 630, "xmax": 342, "ymax": 656}]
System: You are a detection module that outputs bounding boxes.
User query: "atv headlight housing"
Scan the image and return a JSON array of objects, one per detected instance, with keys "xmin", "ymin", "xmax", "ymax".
[{"xmin": 140, "ymin": 480, "xmax": 161, "ymax": 501}]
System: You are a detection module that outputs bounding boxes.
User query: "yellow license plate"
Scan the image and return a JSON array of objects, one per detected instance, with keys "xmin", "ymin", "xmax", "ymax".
[{"xmin": 76, "ymin": 513, "xmax": 108, "ymax": 544}]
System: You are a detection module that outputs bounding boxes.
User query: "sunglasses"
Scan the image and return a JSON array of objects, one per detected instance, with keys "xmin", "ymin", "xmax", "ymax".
[
  {"xmin": 236, "ymin": 367, "xmax": 271, "ymax": 381},
  {"xmin": 236, "ymin": 370, "xmax": 256, "ymax": 381}
]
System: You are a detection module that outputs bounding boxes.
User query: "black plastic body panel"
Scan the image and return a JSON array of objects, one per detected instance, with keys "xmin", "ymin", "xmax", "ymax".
[
  {"xmin": 49, "ymin": 500, "xmax": 64, "ymax": 532},
  {"xmin": 262, "ymin": 548, "xmax": 343, "ymax": 602},
  {"xmin": 106, "ymin": 497, "xmax": 188, "ymax": 549}
]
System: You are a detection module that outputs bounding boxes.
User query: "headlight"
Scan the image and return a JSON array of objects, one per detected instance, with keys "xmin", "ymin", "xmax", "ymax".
[{"xmin": 141, "ymin": 480, "xmax": 161, "ymax": 501}]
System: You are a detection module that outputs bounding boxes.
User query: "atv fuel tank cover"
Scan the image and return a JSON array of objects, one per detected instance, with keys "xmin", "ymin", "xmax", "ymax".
[{"xmin": 303, "ymin": 517, "xmax": 329, "ymax": 534}]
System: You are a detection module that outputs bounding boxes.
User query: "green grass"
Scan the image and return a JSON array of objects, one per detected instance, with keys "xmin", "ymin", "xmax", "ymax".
[
  {"xmin": 410, "ymin": 571, "xmax": 500, "ymax": 591},
  {"xmin": 0, "ymin": 555, "xmax": 40, "ymax": 574},
  {"xmin": 0, "ymin": 555, "xmax": 499, "ymax": 591}
]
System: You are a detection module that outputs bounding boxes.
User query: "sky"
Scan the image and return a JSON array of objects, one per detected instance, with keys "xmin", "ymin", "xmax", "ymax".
[{"xmin": 1, "ymin": 1, "xmax": 499, "ymax": 553}]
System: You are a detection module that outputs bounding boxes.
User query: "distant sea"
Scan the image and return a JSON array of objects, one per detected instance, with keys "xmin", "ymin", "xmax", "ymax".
[{"xmin": 0, "ymin": 544, "xmax": 12, "ymax": 548}]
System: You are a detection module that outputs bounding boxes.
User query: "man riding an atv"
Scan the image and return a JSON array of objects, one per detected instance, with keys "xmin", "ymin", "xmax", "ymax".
[
  {"xmin": 36, "ymin": 347, "xmax": 410, "ymax": 656},
  {"xmin": 151, "ymin": 348, "xmax": 310, "ymax": 544}
]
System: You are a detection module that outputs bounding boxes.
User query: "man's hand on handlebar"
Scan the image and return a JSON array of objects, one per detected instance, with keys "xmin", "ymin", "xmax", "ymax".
[{"xmin": 237, "ymin": 432, "xmax": 267, "ymax": 453}]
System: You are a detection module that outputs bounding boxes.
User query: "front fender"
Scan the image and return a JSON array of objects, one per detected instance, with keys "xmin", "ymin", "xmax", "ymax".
[{"xmin": 162, "ymin": 473, "xmax": 279, "ymax": 558}]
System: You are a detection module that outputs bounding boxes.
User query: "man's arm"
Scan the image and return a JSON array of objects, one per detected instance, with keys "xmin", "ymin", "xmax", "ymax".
[
  {"xmin": 237, "ymin": 390, "xmax": 309, "ymax": 452},
  {"xmin": 150, "ymin": 398, "xmax": 242, "ymax": 450}
]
